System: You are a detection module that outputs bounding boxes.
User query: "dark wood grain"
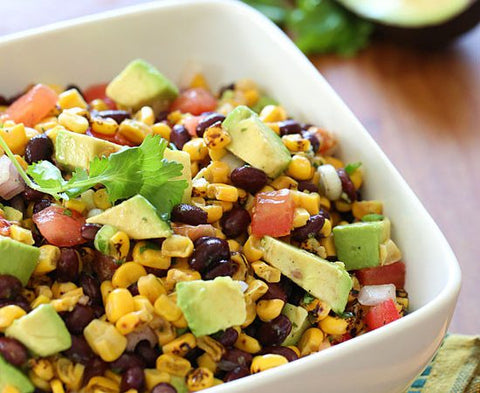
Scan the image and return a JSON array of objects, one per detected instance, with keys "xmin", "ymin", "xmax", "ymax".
[{"xmin": 1, "ymin": 0, "xmax": 478, "ymax": 334}]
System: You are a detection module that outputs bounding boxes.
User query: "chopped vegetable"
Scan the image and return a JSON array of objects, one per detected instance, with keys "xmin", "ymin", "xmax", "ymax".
[
  {"xmin": 365, "ymin": 299, "xmax": 401, "ymax": 330},
  {"xmin": 358, "ymin": 284, "xmax": 396, "ymax": 306},
  {"xmin": 251, "ymin": 189, "xmax": 295, "ymax": 237},
  {"xmin": 356, "ymin": 261, "xmax": 406, "ymax": 288}
]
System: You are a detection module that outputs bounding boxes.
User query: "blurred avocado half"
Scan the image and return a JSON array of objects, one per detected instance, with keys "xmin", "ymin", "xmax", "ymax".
[{"xmin": 337, "ymin": 0, "xmax": 480, "ymax": 46}]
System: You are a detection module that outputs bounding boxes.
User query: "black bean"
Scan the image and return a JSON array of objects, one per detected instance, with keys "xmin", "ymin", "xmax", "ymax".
[
  {"xmin": 171, "ymin": 204, "xmax": 208, "ymax": 225},
  {"xmin": 220, "ymin": 206, "xmax": 250, "ymax": 238},
  {"xmin": 217, "ymin": 328, "xmax": 239, "ymax": 348},
  {"xmin": 96, "ymin": 110, "xmax": 131, "ymax": 124},
  {"xmin": 81, "ymin": 223, "xmax": 102, "ymax": 241},
  {"xmin": 318, "ymin": 208, "xmax": 331, "ymax": 220},
  {"xmin": 0, "ymin": 274, "xmax": 22, "ymax": 299},
  {"xmin": 301, "ymin": 130, "xmax": 320, "ymax": 153},
  {"xmin": 297, "ymin": 180, "xmax": 318, "ymax": 193},
  {"xmin": 290, "ymin": 214, "xmax": 325, "ymax": 242},
  {"xmin": 83, "ymin": 357, "xmax": 108, "ymax": 384},
  {"xmin": 0, "ymin": 296, "xmax": 31, "ymax": 313},
  {"xmin": 0, "ymin": 337, "xmax": 28, "ymax": 367},
  {"xmin": 337, "ymin": 168, "xmax": 357, "ymax": 202},
  {"xmin": 65, "ymin": 305, "xmax": 94, "ymax": 335},
  {"xmin": 257, "ymin": 315, "xmax": 292, "ymax": 346},
  {"xmin": 91, "ymin": 304, "xmax": 105, "ymax": 318},
  {"xmin": 23, "ymin": 187, "xmax": 45, "ymax": 201},
  {"xmin": 261, "ymin": 282, "xmax": 288, "ymax": 303},
  {"xmin": 196, "ymin": 113, "xmax": 225, "ymax": 137},
  {"xmin": 128, "ymin": 282, "xmax": 139, "ymax": 296},
  {"xmin": 193, "ymin": 236, "xmax": 211, "ymax": 247},
  {"xmin": 151, "ymin": 383, "xmax": 177, "ymax": 393},
  {"xmin": 219, "ymin": 348, "xmax": 252, "ymax": 371},
  {"xmin": 33, "ymin": 199, "xmax": 51, "ymax": 214},
  {"xmin": 93, "ymin": 252, "xmax": 119, "ymax": 282},
  {"xmin": 79, "ymin": 273, "xmax": 102, "ymax": 306},
  {"xmin": 121, "ymin": 366, "xmax": 145, "ymax": 392},
  {"xmin": 63, "ymin": 335, "xmax": 94, "ymax": 365},
  {"xmin": 184, "ymin": 347, "xmax": 205, "ymax": 364},
  {"xmin": 230, "ymin": 166, "xmax": 268, "ymax": 194},
  {"xmin": 25, "ymin": 134, "xmax": 54, "ymax": 164},
  {"xmin": 279, "ymin": 120, "xmax": 302, "ymax": 136},
  {"xmin": 203, "ymin": 259, "xmax": 238, "ymax": 280},
  {"xmin": 260, "ymin": 346, "xmax": 298, "ymax": 362},
  {"xmin": 288, "ymin": 282, "xmax": 306, "ymax": 306},
  {"xmin": 155, "ymin": 112, "xmax": 169, "ymax": 123},
  {"xmin": 224, "ymin": 366, "xmax": 250, "ymax": 382},
  {"xmin": 170, "ymin": 124, "xmax": 191, "ymax": 149},
  {"xmin": 135, "ymin": 340, "xmax": 160, "ymax": 368},
  {"xmin": 57, "ymin": 248, "xmax": 80, "ymax": 282},
  {"xmin": 110, "ymin": 353, "xmax": 145, "ymax": 373},
  {"xmin": 189, "ymin": 237, "xmax": 230, "ymax": 272}
]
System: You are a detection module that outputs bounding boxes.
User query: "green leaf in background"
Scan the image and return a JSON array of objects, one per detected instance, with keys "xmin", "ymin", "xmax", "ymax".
[{"xmin": 242, "ymin": 0, "xmax": 292, "ymax": 24}]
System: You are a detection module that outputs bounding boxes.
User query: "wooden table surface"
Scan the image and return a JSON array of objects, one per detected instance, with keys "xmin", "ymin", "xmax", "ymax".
[{"xmin": 1, "ymin": 0, "xmax": 479, "ymax": 334}]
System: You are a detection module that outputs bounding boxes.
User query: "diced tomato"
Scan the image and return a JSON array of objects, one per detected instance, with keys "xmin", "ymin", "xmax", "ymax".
[
  {"xmin": 83, "ymin": 83, "xmax": 116, "ymax": 109},
  {"xmin": 251, "ymin": 189, "xmax": 295, "ymax": 237},
  {"xmin": 355, "ymin": 262, "xmax": 406, "ymax": 289},
  {"xmin": 5, "ymin": 84, "xmax": 58, "ymax": 127},
  {"xmin": 0, "ymin": 218, "xmax": 11, "ymax": 236},
  {"xmin": 32, "ymin": 205, "xmax": 86, "ymax": 247},
  {"xmin": 170, "ymin": 88, "xmax": 217, "ymax": 116},
  {"xmin": 365, "ymin": 299, "xmax": 401, "ymax": 331},
  {"xmin": 86, "ymin": 129, "xmax": 135, "ymax": 147},
  {"xmin": 183, "ymin": 115, "xmax": 202, "ymax": 136}
]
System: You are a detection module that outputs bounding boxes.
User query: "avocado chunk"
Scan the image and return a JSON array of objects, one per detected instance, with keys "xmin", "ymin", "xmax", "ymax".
[
  {"xmin": 6, "ymin": 304, "xmax": 71, "ymax": 357},
  {"xmin": 333, "ymin": 219, "xmax": 390, "ymax": 270},
  {"xmin": 0, "ymin": 236, "xmax": 39, "ymax": 285},
  {"xmin": 55, "ymin": 129, "xmax": 121, "ymax": 170},
  {"xmin": 87, "ymin": 195, "xmax": 171, "ymax": 239},
  {"xmin": 222, "ymin": 105, "xmax": 291, "ymax": 178},
  {"xmin": 163, "ymin": 149, "xmax": 192, "ymax": 203},
  {"xmin": 0, "ymin": 355, "xmax": 34, "ymax": 393},
  {"xmin": 261, "ymin": 236, "xmax": 352, "ymax": 314},
  {"xmin": 176, "ymin": 277, "xmax": 247, "ymax": 337},
  {"xmin": 106, "ymin": 59, "xmax": 179, "ymax": 112},
  {"xmin": 170, "ymin": 376, "xmax": 188, "ymax": 393},
  {"xmin": 281, "ymin": 303, "xmax": 311, "ymax": 346}
]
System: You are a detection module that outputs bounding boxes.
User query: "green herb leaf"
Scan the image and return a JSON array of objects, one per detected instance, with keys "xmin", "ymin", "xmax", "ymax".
[
  {"xmin": 345, "ymin": 161, "xmax": 362, "ymax": 175},
  {"xmin": 26, "ymin": 161, "xmax": 66, "ymax": 192},
  {"xmin": 361, "ymin": 213, "xmax": 384, "ymax": 222},
  {"xmin": 303, "ymin": 293, "xmax": 316, "ymax": 305},
  {"xmin": 337, "ymin": 311, "xmax": 354, "ymax": 319}
]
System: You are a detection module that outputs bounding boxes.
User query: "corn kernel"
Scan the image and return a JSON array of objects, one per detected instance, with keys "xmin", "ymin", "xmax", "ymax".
[
  {"xmin": 156, "ymin": 354, "xmax": 191, "ymax": 377},
  {"xmin": 242, "ymin": 296, "xmax": 257, "ymax": 328},
  {"xmin": 251, "ymin": 354, "xmax": 288, "ymax": 373},
  {"xmin": 227, "ymin": 239, "xmax": 241, "ymax": 252},
  {"xmin": 100, "ymin": 280, "xmax": 114, "ymax": 305},
  {"xmin": 31, "ymin": 295, "xmax": 51, "ymax": 309},
  {"xmin": 0, "ymin": 123, "xmax": 28, "ymax": 155},
  {"xmin": 133, "ymin": 295, "xmax": 155, "ymax": 315},
  {"xmin": 137, "ymin": 274, "xmax": 166, "ymax": 304},
  {"xmin": 251, "ymin": 261, "xmax": 281, "ymax": 283},
  {"xmin": 167, "ymin": 110, "xmax": 183, "ymax": 125},
  {"xmin": 31, "ymin": 358, "xmax": 55, "ymax": 381},
  {"xmin": 50, "ymin": 379, "xmax": 65, "ymax": 393},
  {"xmin": 282, "ymin": 134, "xmax": 311, "ymax": 153},
  {"xmin": 58, "ymin": 89, "xmax": 87, "ymax": 110},
  {"xmin": 105, "ymin": 288, "xmax": 135, "ymax": 323},
  {"xmin": 151, "ymin": 122, "xmax": 172, "ymax": 141},
  {"xmin": 304, "ymin": 299, "xmax": 331, "ymax": 322},
  {"xmin": 155, "ymin": 318, "xmax": 177, "ymax": 346},
  {"xmin": 58, "ymin": 110, "xmax": 89, "ymax": 134},
  {"xmin": 245, "ymin": 279, "xmax": 269, "ymax": 302},
  {"xmin": 0, "ymin": 305, "xmax": 26, "ymax": 331},
  {"xmin": 270, "ymin": 175, "xmax": 298, "ymax": 190},
  {"xmin": 134, "ymin": 106, "xmax": 155, "ymax": 126},
  {"xmin": 318, "ymin": 315, "xmax": 348, "ymax": 336},
  {"xmin": 291, "ymin": 191, "xmax": 321, "ymax": 215},
  {"xmin": 192, "ymin": 177, "xmax": 209, "ymax": 198},
  {"xmin": 86, "ymin": 376, "xmax": 120, "ymax": 393},
  {"xmin": 256, "ymin": 299, "xmax": 285, "ymax": 322},
  {"xmin": 51, "ymin": 282, "xmax": 77, "ymax": 298},
  {"xmin": 201, "ymin": 204, "xmax": 223, "ymax": 223},
  {"xmin": 351, "ymin": 200, "xmax": 383, "ymax": 220},
  {"xmin": 234, "ymin": 332, "xmax": 261, "ymax": 354},
  {"xmin": 132, "ymin": 241, "xmax": 170, "ymax": 270},
  {"xmin": 196, "ymin": 336, "xmax": 225, "ymax": 362},
  {"xmin": 89, "ymin": 98, "xmax": 109, "ymax": 111},
  {"xmin": 207, "ymin": 183, "xmax": 238, "ymax": 202},
  {"xmin": 208, "ymin": 147, "xmax": 227, "ymax": 161},
  {"xmin": 287, "ymin": 155, "xmax": 314, "ymax": 181},
  {"xmin": 207, "ymin": 161, "xmax": 230, "ymax": 184},
  {"xmin": 292, "ymin": 207, "xmax": 310, "ymax": 228},
  {"xmin": 161, "ymin": 235, "xmax": 194, "ymax": 258},
  {"xmin": 183, "ymin": 138, "xmax": 208, "ymax": 161},
  {"xmin": 84, "ymin": 319, "xmax": 127, "ymax": 362},
  {"xmin": 298, "ymin": 328, "xmax": 324, "ymax": 356},
  {"xmin": 93, "ymin": 188, "xmax": 112, "ymax": 210},
  {"xmin": 154, "ymin": 294, "xmax": 182, "ymax": 322},
  {"xmin": 111, "ymin": 262, "xmax": 146, "ymax": 289},
  {"xmin": 28, "ymin": 370, "xmax": 51, "ymax": 391},
  {"xmin": 162, "ymin": 333, "xmax": 197, "ymax": 357},
  {"xmin": 2, "ymin": 385, "xmax": 21, "ymax": 393},
  {"xmin": 197, "ymin": 353, "xmax": 217, "ymax": 373},
  {"xmin": 91, "ymin": 116, "xmax": 118, "ymax": 136},
  {"xmin": 324, "ymin": 156, "xmax": 344, "ymax": 169},
  {"xmin": 144, "ymin": 369, "xmax": 171, "ymax": 391},
  {"xmin": 118, "ymin": 119, "xmax": 151, "ymax": 144},
  {"xmin": 203, "ymin": 125, "xmax": 231, "ymax": 150},
  {"xmin": 189, "ymin": 73, "xmax": 209, "ymax": 89},
  {"xmin": 115, "ymin": 310, "xmax": 152, "ymax": 335},
  {"xmin": 9, "ymin": 225, "xmax": 34, "ymax": 245},
  {"xmin": 243, "ymin": 235, "xmax": 264, "ymax": 262},
  {"xmin": 259, "ymin": 105, "xmax": 287, "ymax": 122},
  {"xmin": 186, "ymin": 367, "xmax": 214, "ymax": 391},
  {"xmin": 164, "ymin": 268, "xmax": 201, "ymax": 293},
  {"xmin": 171, "ymin": 314, "xmax": 188, "ymax": 329}
]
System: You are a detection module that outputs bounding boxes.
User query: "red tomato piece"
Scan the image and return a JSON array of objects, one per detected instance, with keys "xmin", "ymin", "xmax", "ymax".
[
  {"xmin": 33, "ymin": 205, "xmax": 86, "ymax": 247},
  {"xmin": 183, "ymin": 115, "xmax": 202, "ymax": 136},
  {"xmin": 365, "ymin": 299, "xmax": 401, "ymax": 331},
  {"xmin": 355, "ymin": 262, "xmax": 406, "ymax": 289},
  {"xmin": 83, "ymin": 83, "xmax": 116, "ymax": 109},
  {"xmin": 86, "ymin": 129, "xmax": 135, "ymax": 147},
  {"xmin": 0, "ymin": 218, "xmax": 11, "ymax": 236},
  {"xmin": 5, "ymin": 84, "xmax": 58, "ymax": 127},
  {"xmin": 251, "ymin": 189, "xmax": 295, "ymax": 237},
  {"xmin": 170, "ymin": 88, "xmax": 217, "ymax": 116}
]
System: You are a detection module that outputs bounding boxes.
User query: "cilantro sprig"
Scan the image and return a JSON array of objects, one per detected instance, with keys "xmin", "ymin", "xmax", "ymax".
[{"xmin": 0, "ymin": 134, "xmax": 186, "ymax": 220}]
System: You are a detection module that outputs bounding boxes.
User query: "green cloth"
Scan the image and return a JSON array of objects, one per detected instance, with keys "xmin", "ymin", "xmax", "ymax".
[{"xmin": 407, "ymin": 334, "xmax": 480, "ymax": 393}]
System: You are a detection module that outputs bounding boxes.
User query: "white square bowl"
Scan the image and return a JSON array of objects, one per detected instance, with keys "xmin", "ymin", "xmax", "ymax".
[{"xmin": 0, "ymin": 1, "xmax": 461, "ymax": 392}]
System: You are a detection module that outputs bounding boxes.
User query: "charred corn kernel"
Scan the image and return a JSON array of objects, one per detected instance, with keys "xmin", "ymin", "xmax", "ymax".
[
  {"xmin": 164, "ymin": 269, "xmax": 201, "ymax": 293},
  {"xmin": 89, "ymin": 98, "xmax": 109, "ymax": 111},
  {"xmin": 183, "ymin": 138, "xmax": 208, "ymax": 161},
  {"xmin": 234, "ymin": 332, "xmax": 261, "ymax": 354},
  {"xmin": 207, "ymin": 161, "xmax": 230, "ymax": 183},
  {"xmin": 162, "ymin": 333, "xmax": 197, "ymax": 357},
  {"xmin": 118, "ymin": 119, "xmax": 151, "ymax": 144},
  {"xmin": 56, "ymin": 360, "xmax": 84, "ymax": 391},
  {"xmin": 197, "ymin": 353, "xmax": 217, "ymax": 373},
  {"xmin": 51, "ymin": 282, "xmax": 77, "ymax": 298},
  {"xmin": 292, "ymin": 191, "xmax": 321, "ymax": 215},
  {"xmin": 58, "ymin": 88, "xmax": 87, "ymax": 110},
  {"xmin": 156, "ymin": 354, "xmax": 191, "ymax": 377},
  {"xmin": 251, "ymin": 261, "xmax": 281, "ymax": 283},
  {"xmin": 242, "ymin": 296, "xmax": 257, "ymax": 328},
  {"xmin": 192, "ymin": 177, "xmax": 209, "ymax": 198},
  {"xmin": 154, "ymin": 294, "xmax": 182, "ymax": 322},
  {"xmin": 293, "ymin": 207, "xmax": 310, "ymax": 228},
  {"xmin": 256, "ymin": 299, "xmax": 285, "ymax": 322},
  {"xmin": 282, "ymin": 134, "xmax": 311, "ymax": 153},
  {"xmin": 207, "ymin": 183, "xmax": 238, "ymax": 202},
  {"xmin": 200, "ymin": 204, "xmax": 223, "ymax": 224},
  {"xmin": 270, "ymin": 175, "xmax": 298, "ymax": 190},
  {"xmin": 161, "ymin": 235, "xmax": 194, "ymax": 258},
  {"xmin": 84, "ymin": 319, "xmax": 127, "ymax": 362},
  {"xmin": 31, "ymin": 358, "xmax": 55, "ymax": 381},
  {"xmin": 144, "ymin": 369, "xmax": 171, "ymax": 390},
  {"xmin": 100, "ymin": 280, "xmax": 114, "ymax": 305},
  {"xmin": 259, "ymin": 105, "xmax": 287, "ymax": 122},
  {"xmin": 319, "ymin": 315, "xmax": 348, "ymax": 336},
  {"xmin": 151, "ymin": 122, "xmax": 172, "ymax": 141},
  {"xmin": 58, "ymin": 110, "xmax": 88, "ymax": 134},
  {"xmin": 112, "ymin": 262, "xmax": 145, "ymax": 289},
  {"xmin": 243, "ymin": 235, "xmax": 263, "ymax": 262},
  {"xmin": 93, "ymin": 188, "xmax": 112, "ymax": 210},
  {"xmin": 50, "ymin": 291, "xmax": 83, "ymax": 313},
  {"xmin": 105, "ymin": 289, "xmax": 135, "ymax": 323},
  {"xmin": 208, "ymin": 147, "xmax": 227, "ymax": 161},
  {"xmin": 86, "ymin": 376, "xmax": 120, "ymax": 393},
  {"xmin": 196, "ymin": 336, "xmax": 225, "ymax": 361},
  {"xmin": 397, "ymin": 297, "xmax": 409, "ymax": 310},
  {"xmin": 351, "ymin": 200, "xmax": 383, "ymax": 220},
  {"xmin": 137, "ymin": 274, "xmax": 166, "ymax": 303},
  {"xmin": 2, "ymin": 386, "xmax": 20, "ymax": 393},
  {"xmin": 116, "ymin": 310, "xmax": 152, "ymax": 335},
  {"xmin": 203, "ymin": 125, "xmax": 232, "ymax": 150},
  {"xmin": 335, "ymin": 199, "xmax": 351, "ymax": 212},
  {"xmin": 320, "ymin": 219, "xmax": 332, "ymax": 237},
  {"xmin": 287, "ymin": 155, "xmax": 314, "ymax": 181},
  {"xmin": 9, "ymin": 225, "xmax": 34, "ymax": 245},
  {"xmin": 0, "ymin": 305, "xmax": 26, "ymax": 331},
  {"xmin": 349, "ymin": 168, "xmax": 363, "ymax": 189},
  {"xmin": 22, "ymin": 289, "xmax": 35, "ymax": 303},
  {"xmin": 0, "ymin": 123, "xmax": 28, "ymax": 154},
  {"xmin": 245, "ymin": 279, "xmax": 269, "ymax": 301},
  {"xmin": 251, "ymin": 354, "xmax": 288, "ymax": 373},
  {"xmin": 304, "ymin": 299, "xmax": 331, "ymax": 322},
  {"xmin": 380, "ymin": 239, "xmax": 402, "ymax": 265},
  {"xmin": 227, "ymin": 239, "xmax": 241, "ymax": 252},
  {"xmin": 31, "ymin": 295, "xmax": 51, "ymax": 309},
  {"xmin": 156, "ymin": 319, "xmax": 177, "ymax": 346},
  {"xmin": 298, "ymin": 328, "xmax": 325, "ymax": 356},
  {"xmin": 134, "ymin": 106, "xmax": 155, "ymax": 126},
  {"xmin": 186, "ymin": 367, "xmax": 214, "ymax": 391},
  {"xmin": 91, "ymin": 116, "xmax": 118, "ymax": 136},
  {"xmin": 50, "ymin": 379, "xmax": 64, "ymax": 393},
  {"xmin": 132, "ymin": 241, "xmax": 171, "ymax": 270},
  {"xmin": 28, "ymin": 370, "xmax": 51, "ymax": 391}
]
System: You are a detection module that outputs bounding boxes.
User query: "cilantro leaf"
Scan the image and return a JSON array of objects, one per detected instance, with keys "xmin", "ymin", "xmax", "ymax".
[
  {"xmin": 26, "ymin": 161, "xmax": 66, "ymax": 192},
  {"xmin": 345, "ymin": 162, "xmax": 362, "ymax": 175}
]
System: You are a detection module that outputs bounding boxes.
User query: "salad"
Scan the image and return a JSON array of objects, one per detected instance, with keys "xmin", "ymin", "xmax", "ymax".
[{"xmin": 0, "ymin": 59, "xmax": 408, "ymax": 393}]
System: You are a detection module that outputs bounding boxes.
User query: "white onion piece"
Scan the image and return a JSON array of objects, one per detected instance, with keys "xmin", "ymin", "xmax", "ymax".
[
  {"xmin": 317, "ymin": 164, "xmax": 342, "ymax": 200},
  {"xmin": 358, "ymin": 284, "xmax": 396, "ymax": 306},
  {"xmin": 0, "ymin": 155, "xmax": 25, "ymax": 200}
]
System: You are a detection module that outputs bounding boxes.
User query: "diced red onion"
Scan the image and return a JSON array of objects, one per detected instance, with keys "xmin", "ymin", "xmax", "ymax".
[
  {"xmin": 0, "ymin": 155, "xmax": 25, "ymax": 200},
  {"xmin": 358, "ymin": 284, "xmax": 396, "ymax": 306}
]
